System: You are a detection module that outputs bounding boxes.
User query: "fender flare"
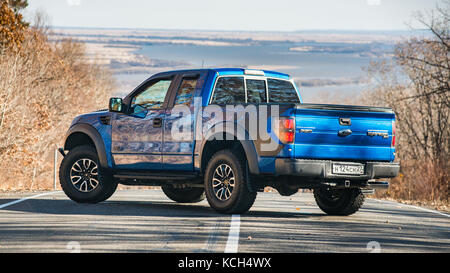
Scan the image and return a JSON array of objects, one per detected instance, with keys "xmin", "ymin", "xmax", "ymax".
[
  {"xmin": 199, "ymin": 122, "xmax": 260, "ymax": 175},
  {"xmin": 63, "ymin": 123, "xmax": 109, "ymax": 169}
]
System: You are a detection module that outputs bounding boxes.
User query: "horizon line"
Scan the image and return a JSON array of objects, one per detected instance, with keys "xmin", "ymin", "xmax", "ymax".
[{"xmin": 49, "ymin": 25, "xmax": 427, "ymax": 33}]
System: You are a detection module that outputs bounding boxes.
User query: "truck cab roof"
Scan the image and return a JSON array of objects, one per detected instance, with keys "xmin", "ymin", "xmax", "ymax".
[{"xmin": 151, "ymin": 68, "xmax": 290, "ymax": 80}]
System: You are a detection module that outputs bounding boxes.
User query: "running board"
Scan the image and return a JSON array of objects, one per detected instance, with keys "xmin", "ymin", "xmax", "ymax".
[{"xmin": 113, "ymin": 171, "xmax": 199, "ymax": 181}]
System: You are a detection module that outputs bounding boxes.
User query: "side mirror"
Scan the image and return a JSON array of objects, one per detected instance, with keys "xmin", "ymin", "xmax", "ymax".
[{"xmin": 109, "ymin": 97, "xmax": 123, "ymax": 112}]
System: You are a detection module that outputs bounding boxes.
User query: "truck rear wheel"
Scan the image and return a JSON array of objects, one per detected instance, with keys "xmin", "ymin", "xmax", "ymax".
[
  {"xmin": 204, "ymin": 150, "xmax": 257, "ymax": 214},
  {"xmin": 313, "ymin": 188, "xmax": 364, "ymax": 216},
  {"xmin": 59, "ymin": 145, "xmax": 118, "ymax": 203},
  {"xmin": 161, "ymin": 186, "xmax": 205, "ymax": 203}
]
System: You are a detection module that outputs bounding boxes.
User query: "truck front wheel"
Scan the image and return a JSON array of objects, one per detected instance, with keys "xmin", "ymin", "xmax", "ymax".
[
  {"xmin": 59, "ymin": 145, "xmax": 118, "ymax": 203},
  {"xmin": 313, "ymin": 187, "xmax": 365, "ymax": 216},
  {"xmin": 204, "ymin": 150, "xmax": 257, "ymax": 214}
]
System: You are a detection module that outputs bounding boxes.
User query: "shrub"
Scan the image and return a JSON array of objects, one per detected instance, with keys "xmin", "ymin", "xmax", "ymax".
[{"xmin": 0, "ymin": 26, "xmax": 115, "ymax": 190}]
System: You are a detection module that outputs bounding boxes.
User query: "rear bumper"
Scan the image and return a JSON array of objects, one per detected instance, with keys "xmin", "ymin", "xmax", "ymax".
[{"xmin": 275, "ymin": 159, "xmax": 399, "ymax": 180}]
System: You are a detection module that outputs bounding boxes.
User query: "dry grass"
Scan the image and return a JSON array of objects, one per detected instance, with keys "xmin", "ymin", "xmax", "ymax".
[
  {"xmin": 0, "ymin": 28, "xmax": 115, "ymax": 191},
  {"xmin": 371, "ymin": 160, "xmax": 449, "ymax": 210}
]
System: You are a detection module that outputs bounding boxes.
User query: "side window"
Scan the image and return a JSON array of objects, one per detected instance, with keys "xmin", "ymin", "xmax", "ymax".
[
  {"xmin": 211, "ymin": 77, "xmax": 245, "ymax": 104},
  {"xmin": 131, "ymin": 79, "xmax": 172, "ymax": 110},
  {"xmin": 174, "ymin": 78, "xmax": 198, "ymax": 106},
  {"xmin": 267, "ymin": 79, "xmax": 300, "ymax": 103},
  {"xmin": 246, "ymin": 79, "xmax": 267, "ymax": 103}
]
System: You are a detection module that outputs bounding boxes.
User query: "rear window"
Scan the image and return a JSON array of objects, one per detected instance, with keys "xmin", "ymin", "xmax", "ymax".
[
  {"xmin": 268, "ymin": 79, "xmax": 299, "ymax": 103},
  {"xmin": 211, "ymin": 77, "xmax": 245, "ymax": 104},
  {"xmin": 246, "ymin": 79, "xmax": 266, "ymax": 103}
]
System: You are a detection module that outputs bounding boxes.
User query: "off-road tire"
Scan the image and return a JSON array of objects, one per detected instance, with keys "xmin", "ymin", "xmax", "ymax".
[
  {"xmin": 161, "ymin": 186, "xmax": 205, "ymax": 203},
  {"xmin": 59, "ymin": 145, "xmax": 118, "ymax": 203},
  {"xmin": 204, "ymin": 150, "xmax": 257, "ymax": 214},
  {"xmin": 313, "ymin": 187, "xmax": 365, "ymax": 216}
]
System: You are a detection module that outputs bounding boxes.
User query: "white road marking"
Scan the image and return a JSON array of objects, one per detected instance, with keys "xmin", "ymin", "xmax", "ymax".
[
  {"xmin": 224, "ymin": 214, "xmax": 240, "ymax": 253},
  {"xmin": 0, "ymin": 191, "xmax": 61, "ymax": 209},
  {"xmin": 372, "ymin": 199, "xmax": 450, "ymax": 218}
]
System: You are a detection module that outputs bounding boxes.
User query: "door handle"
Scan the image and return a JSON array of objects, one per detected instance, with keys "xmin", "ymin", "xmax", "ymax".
[
  {"xmin": 153, "ymin": 117, "xmax": 163, "ymax": 128},
  {"xmin": 339, "ymin": 118, "xmax": 351, "ymax": 126}
]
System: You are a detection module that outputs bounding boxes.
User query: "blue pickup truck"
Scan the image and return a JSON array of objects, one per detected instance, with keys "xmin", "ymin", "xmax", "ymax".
[{"xmin": 59, "ymin": 68, "xmax": 399, "ymax": 215}]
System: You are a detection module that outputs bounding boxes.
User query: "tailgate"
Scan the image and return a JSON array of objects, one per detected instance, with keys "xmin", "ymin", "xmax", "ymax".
[{"xmin": 293, "ymin": 104, "xmax": 395, "ymax": 162}]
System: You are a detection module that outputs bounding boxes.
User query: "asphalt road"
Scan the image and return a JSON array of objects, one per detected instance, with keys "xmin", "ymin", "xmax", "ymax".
[{"xmin": 0, "ymin": 189, "xmax": 449, "ymax": 253}]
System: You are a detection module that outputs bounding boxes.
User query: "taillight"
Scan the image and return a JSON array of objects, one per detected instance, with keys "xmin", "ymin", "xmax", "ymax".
[
  {"xmin": 278, "ymin": 117, "xmax": 295, "ymax": 144},
  {"xmin": 391, "ymin": 120, "xmax": 396, "ymax": 148}
]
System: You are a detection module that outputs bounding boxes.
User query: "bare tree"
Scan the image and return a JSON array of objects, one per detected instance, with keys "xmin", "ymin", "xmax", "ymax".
[{"xmin": 362, "ymin": 1, "xmax": 449, "ymax": 202}]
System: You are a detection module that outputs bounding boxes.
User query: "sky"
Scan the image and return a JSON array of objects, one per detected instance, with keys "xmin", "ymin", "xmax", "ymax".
[{"xmin": 25, "ymin": 0, "xmax": 440, "ymax": 31}]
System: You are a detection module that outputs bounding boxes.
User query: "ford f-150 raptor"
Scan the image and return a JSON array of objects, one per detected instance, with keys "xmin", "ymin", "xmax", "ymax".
[{"xmin": 59, "ymin": 68, "xmax": 399, "ymax": 215}]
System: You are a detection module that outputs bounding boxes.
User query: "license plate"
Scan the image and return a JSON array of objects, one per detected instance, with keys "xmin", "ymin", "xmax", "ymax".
[{"xmin": 332, "ymin": 163, "xmax": 365, "ymax": 175}]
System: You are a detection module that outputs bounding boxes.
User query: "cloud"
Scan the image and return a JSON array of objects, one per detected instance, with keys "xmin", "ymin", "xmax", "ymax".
[{"xmin": 67, "ymin": 0, "xmax": 81, "ymax": 7}]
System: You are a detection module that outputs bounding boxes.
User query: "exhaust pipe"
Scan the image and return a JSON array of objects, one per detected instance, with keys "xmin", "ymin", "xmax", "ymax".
[
  {"xmin": 367, "ymin": 180, "xmax": 389, "ymax": 189},
  {"xmin": 361, "ymin": 189, "xmax": 375, "ymax": 195}
]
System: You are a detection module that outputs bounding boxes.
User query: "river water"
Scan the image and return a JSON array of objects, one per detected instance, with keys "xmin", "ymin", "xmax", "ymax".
[{"xmin": 114, "ymin": 40, "xmax": 393, "ymax": 102}]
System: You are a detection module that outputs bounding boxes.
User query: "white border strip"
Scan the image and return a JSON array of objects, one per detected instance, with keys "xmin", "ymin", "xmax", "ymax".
[
  {"xmin": 0, "ymin": 191, "xmax": 61, "ymax": 209},
  {"xmin": 373, "ymin": 199, "xmax": 450, "ymax": 218},
  {"xmin": 224, "ymin": 214, "xmax": 241, "ymax": 253}
]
